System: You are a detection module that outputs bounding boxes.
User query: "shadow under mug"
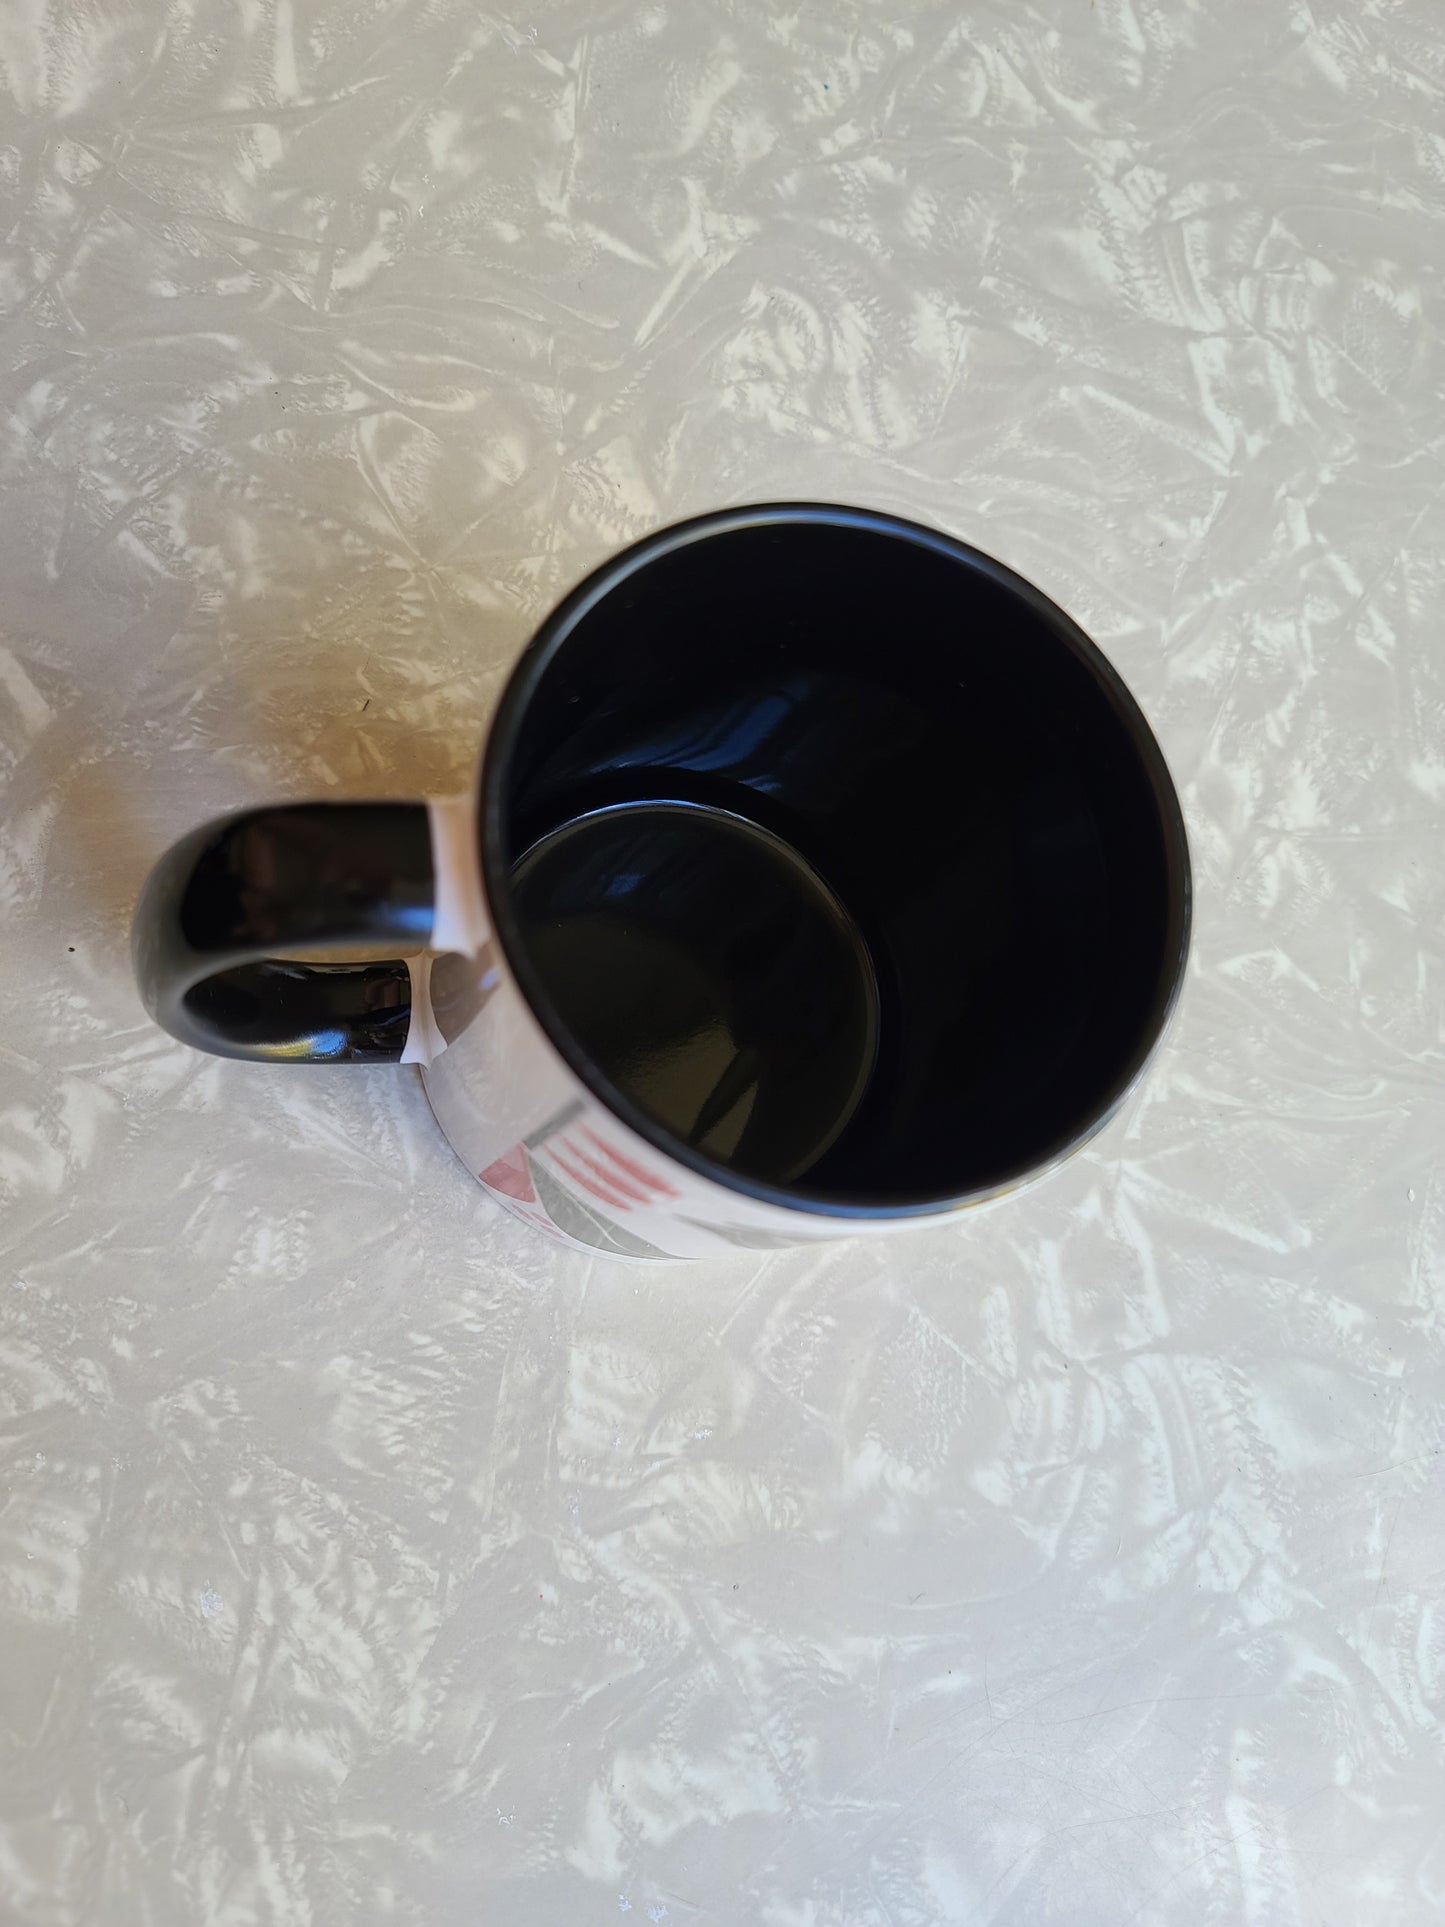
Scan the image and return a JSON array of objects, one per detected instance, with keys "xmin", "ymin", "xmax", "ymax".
[{"xmin": 133, "ymin": 504, "xmax": 1191, "ymax": 1259}]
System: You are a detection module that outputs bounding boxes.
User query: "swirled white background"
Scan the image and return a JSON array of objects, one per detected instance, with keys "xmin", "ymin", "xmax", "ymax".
[{"xmin": 2, "ymin": 1, "xmax": 1443, "ymax": 1921}]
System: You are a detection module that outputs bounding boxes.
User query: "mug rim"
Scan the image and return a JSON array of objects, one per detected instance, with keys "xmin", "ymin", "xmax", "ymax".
[{"xmin": 479, "ymin": 502, "xmax": 1192, "ymax": 1221}]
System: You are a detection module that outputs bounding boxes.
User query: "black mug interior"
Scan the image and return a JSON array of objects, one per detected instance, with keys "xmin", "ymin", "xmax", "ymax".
[{"xmin": 483, "ymin": 507, "xmax": 1189, "ymax": 1214}]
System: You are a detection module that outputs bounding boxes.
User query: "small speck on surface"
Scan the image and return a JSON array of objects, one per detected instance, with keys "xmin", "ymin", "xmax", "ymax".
[{"xmin": 199, "ymin": 1587, "xmax": 224, "ymax": 1620}]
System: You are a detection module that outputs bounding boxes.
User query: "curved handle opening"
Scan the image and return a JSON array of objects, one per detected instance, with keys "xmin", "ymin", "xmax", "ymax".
[{"xmin": 133, "ymin": 801, "xmax": 444, "ymax": 1064}]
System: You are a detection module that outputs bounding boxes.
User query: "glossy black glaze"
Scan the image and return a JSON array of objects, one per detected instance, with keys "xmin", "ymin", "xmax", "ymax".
[
  {"xmin": 483, "ymin": 505, "xmax": 1191, "ymax": 1214},
  {"xmin": 132, "ymin": 803, "xmax": 432, "ymax": 1062},
  {"xmin": 511, "ymin": 801, "xmax": 880, "ymax": 1186}
]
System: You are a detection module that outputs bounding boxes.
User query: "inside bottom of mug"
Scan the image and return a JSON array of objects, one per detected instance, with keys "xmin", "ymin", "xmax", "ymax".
[{"xmin": 511, "ymin": 801, "xmax": 879, "ymax": 1188}]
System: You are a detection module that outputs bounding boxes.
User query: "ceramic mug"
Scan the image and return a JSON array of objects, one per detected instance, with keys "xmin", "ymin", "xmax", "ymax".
[{"xmin": 132, "ymin": 504, "xmax": 1191, "ymax": 1259}]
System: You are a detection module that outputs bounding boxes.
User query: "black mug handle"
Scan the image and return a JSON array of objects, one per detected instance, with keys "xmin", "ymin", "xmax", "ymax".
[{"xmin": 132, "ymin": 802, "xmax": 440, "ymax": 1064}]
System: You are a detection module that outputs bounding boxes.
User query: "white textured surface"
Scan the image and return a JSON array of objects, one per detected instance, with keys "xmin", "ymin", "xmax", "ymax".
[{"xmin": 3, "ymin": 1, "xmax": 1444, "ymax": 1920}]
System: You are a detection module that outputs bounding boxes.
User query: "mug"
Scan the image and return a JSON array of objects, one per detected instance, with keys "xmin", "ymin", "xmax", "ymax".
[{"xmin": 133, "ymin": 504, "xmax": 1191, "ymax": 1259}]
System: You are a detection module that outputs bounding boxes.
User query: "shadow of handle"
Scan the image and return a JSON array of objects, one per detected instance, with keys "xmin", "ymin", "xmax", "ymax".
[{"xmin": 131, "ymin": 802, "xmax": 435, "ymax": 1063}]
